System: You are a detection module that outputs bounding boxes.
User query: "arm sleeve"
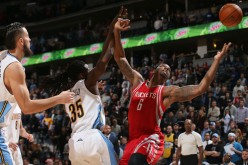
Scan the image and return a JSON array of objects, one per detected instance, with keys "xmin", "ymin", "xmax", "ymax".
[
  {"xmin": 178, "ymin": 135, "xmax": 182, "ymax": 147},
  {"xmin": 196, "ymin": 133, "xmax": 203, "ymax": 147}
]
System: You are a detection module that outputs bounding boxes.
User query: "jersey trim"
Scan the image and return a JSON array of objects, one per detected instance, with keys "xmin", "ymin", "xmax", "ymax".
[
  {"xmin": 131, "ymin": 81, "xmax": 143, "ymax": 97},
  {"xmin": 0, "ymin": 101, "xmax": 12, "ymax": 123},
  {"xmin": 80, "ymin": 80, "xmax": 100, "ymax": 98}
]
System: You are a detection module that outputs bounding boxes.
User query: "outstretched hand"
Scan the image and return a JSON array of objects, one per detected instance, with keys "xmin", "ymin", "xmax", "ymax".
[
  {"xmin": 58, "ymin": 90, "xmax": 75, "ymax": 104},
  {"xmin": 214, "ymin": 42, "xmax": 232, "ymax": 61},
  {"xmin": 114, "ymin": 18, "xmax": 130, "ymax": 31}
]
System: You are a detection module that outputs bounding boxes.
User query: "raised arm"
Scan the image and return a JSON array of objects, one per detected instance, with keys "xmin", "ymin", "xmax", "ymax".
[
  {"xmin": 87, "ymin": 7, "xmax": 125, "ymax": 86},
  {"xmin": 5, "ymin": 62, "xmax": 74, "ymax": 114},
  {"xmin": 113, "ymin": 17, "xmax": 144, "ymax": 87},
  {"xmin": 163, "ymin": 43, "xmax": 231, "ymax": 107}
]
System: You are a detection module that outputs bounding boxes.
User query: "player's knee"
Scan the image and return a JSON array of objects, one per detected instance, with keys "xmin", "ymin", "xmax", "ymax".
[{"xmin": 128, "ymin": 153, "xmax": 149, "ymax": 165}]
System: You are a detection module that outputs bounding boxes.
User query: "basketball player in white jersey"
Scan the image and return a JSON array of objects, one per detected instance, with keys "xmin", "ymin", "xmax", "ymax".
[
  {"xmin": 7, "ymin": 104, "xmax": 33, "ymax": 165},
  {"xmin": 0, "ymin": 22, "xmax": 74, "ymax": 164},
  {"xmin": 44, "ymin": 8, "xmax": 130, "ymax": 165}
]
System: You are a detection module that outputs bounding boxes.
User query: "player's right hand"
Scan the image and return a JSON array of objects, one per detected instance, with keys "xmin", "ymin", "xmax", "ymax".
[
  {"xmin": 214, "ymin": 42, "xmax": 231, "ymax": 61},
  {"xmin": 58, "ymin": 90, "xmax": 75, "ymax": 104},
  {"xmin": 114, "ymin": 18, "xmax": 130, "ymax": 32}
]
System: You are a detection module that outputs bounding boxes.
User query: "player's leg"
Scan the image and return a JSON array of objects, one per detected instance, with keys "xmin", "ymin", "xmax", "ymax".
[
  {"xmin": 98, "ymin": 130, "xmax": 118, "ymax": 165},
  {"xmin": 128, "ymin": 153, "xmax": 149, "ymax": 165},
  {"xmin": 129, "ymin": 134, "xmax": 164, "ymax": 165},
  {"xmin": 0, "ymin": 136, "xmax": 14, "ymax": 165},
  {"xmin": 69, "ymin": 129, "xmax": 102, "ymax": 165},
  {"xmin": 13, "ymin": 147, "xmax": 23, "ymax": 165}
]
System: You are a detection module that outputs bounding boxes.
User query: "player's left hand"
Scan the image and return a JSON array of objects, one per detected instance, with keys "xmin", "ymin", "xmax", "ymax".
[
  {"xmin": 9, "ymin": 142, "xmax": 18, "ymax": 151},
  {"xmin": 26, "ymin": 134, "xmax": 34, "ymax": 142},
  {"xmin": 214, "ymin": 42, "xmax": 231, "ymax": 61}
]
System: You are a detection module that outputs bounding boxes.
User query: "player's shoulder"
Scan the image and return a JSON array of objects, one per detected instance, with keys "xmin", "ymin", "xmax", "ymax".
[
  {"xmin": 192, "ymin": 131, "xmax": 201, "ymax": 138},
  {"xmin": 5, "ymin": 61, "xmax": 24, "ymax": 74}
]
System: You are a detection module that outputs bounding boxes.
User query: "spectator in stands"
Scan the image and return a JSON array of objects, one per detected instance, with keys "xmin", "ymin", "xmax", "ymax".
[
  {"xmin": 218, "ymin": 84, "xmax": 229, "ymax": 110},
  {"xmin": 120, "ymin": 136, "xmax": 128, "ymax": 151},
  {"xmin": 223, "ymin": 153, "xmax": 235, "ymax": 165},
  {"xmin": 162, "ymin": 125, "xmax": 175, "ymax": 164},
  {"xmin": 233, "ymin": 90, "xmax": 245, "ymax": 107},
  {"xmin": 243, "ymin": 117, "xmax": 248, "ymax": 138},
  {"xmin": 221, "ymin": 108, "xmax": 234, "ymax": 133},
  {"xmin": 176, "ymin": 119, "xmax": 203, "ymax": 165},
  {"xmin": 201, "ymin": 121, "xmax": 211, "ymax": 141},
  {"xmin": 240, "ymin": 73, "xmax": 247, "ymax": 86},
  {"xmin": 212, "ymin": 81, "xmax": 221, "ymax": 98},
  {"xmin": 204, "ymin": 133, "xmax": 223, "ymax": 165},
  {"xmin": 235, "ymin": 129, "xmax": 243, "ymax": 144},
  {"xmin": 186, "ymin": 106, "xmax": 196, "ymax": 123},
  {"xmin": 164, "ymin": 111, "xmax": 177, "ymax": 126},
  {"xmin": 233, "ymin": 79, "xmax": 245, "ymax": 98},
  {"xmin": 209, "ymin": 122, "xmax": 221, "ymax": 137},
  {"xmin": 225, "ymin": 99, "xmax": 237, "ymax": 120},
  {"xmin": 207, "ymin": 100, "xmax": 220, "ymax": 122},
  {"xmin": 236, "ymin": 149, "xmax": 248, "ymax": 165},
  {"xmin": 176, "ymin": 103, "xmax": 188, "ymax": 119},
  {"xmin": 235, "ymin": 100, "xmax": 248, "ymax": 131},
  {"xmin": 103, "ymin": 125, "xmax": 120, "ymax": 157},
  {"xmin": 172, "ymin": 123, "xmax": 181, "ymax": 139},
  {"xmin": 176, "ymin": 111, "xmax": 186, "ymax": 124},
  {"xmin": 225, "ymin": 120, "xmax": 237, "ymax": 140},
  {"xmin": 202, "ymin": 132, "xmax": 212, "ymax": 150},
  {"xmin": 204, "ymin": 90, "xmax": 217, "ymax": 110},
  {"xmin": 195, "ymin": 107, "xmax": 207, "ymax": 131},
  {"xmin": 111, "ymin": 118, "xmax": 121, "ymax": 136},
  {"xmin": 191, "ymin": 123, "xmax": 197, "ymax": 132},
  {"xmin": 42, "ymin": 112, "xmax": 53, "ymax": 132},
  {"xmin": 224, "ymin": 133, "xmax": 243, "ymax": 164},
  {"xmin": 101, "ymin": 90, "xmax": 111, "ymax": 106}
]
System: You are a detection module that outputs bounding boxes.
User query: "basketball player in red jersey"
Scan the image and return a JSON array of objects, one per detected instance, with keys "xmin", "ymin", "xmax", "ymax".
[{"xmin": 113, "ymin": 17, "xmax": 231, "ymax": 165}]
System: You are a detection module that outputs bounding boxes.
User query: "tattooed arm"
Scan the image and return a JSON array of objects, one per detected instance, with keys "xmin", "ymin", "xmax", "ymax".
[
  {"xmin": 162, "ymin": 43, "xmax": 231, "ymax": 107},
  {"xmin": 113, "ymin": 18, "xmax": 143, "ymax": 87}
]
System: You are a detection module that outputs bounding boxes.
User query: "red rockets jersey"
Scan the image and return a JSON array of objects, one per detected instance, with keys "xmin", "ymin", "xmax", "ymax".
[{"xmin": 128, "ymin": 81, "xmax": 166, "ymax": 140}]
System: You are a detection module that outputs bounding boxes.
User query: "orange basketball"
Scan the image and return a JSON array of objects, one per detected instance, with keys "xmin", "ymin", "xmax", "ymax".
[{"xmin": 219, "ymin": 3, "xmax": 243, "ymax": 27}]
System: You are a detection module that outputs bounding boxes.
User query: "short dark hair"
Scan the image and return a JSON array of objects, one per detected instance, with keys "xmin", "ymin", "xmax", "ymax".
[
  {"xmin": 243, "ymin": 149, "xmax": 248, "ymax": 152},
  {"xmin": 5, "ymin": 22, "xmax": 25, "ymax": 50}
]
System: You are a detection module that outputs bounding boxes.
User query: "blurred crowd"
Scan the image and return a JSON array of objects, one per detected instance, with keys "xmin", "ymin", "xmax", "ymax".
[
  {"xmin": 18, "ymin": 43, "xmax": 248, "ymax": 165},
  {"xmin": 1, "ymin": 0, "xmax": 248, "ymax": 55}
]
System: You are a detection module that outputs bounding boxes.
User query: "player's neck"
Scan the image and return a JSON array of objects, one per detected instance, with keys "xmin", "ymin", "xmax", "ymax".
[
  {"xmin": 149, "ymin": 77, "xmax": 164, "ymax": 87},
  {"xmin": 8, "ymin": 49, "xmax": 23, "ymax": 61}
]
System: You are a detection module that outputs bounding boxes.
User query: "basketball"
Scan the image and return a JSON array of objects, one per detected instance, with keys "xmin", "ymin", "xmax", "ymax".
[{"xmin": 219, "ymin": 3, "xmax": 243, "ymax": 27}]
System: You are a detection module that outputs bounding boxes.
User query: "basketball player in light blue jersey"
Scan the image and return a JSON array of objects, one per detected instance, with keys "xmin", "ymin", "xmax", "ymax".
[
  {"xmin": 0, "ymin": 22, "xmax": 74, "ymax": 164},
  {"xmin": 7, "ymin": 104, "xmax": 33, "ymax": 165},
  {"xmin": 43, "ymin": 7, "xmax": 130, "ymax": 165}
]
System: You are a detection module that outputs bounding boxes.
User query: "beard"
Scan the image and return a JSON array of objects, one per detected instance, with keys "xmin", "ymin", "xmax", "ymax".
[{"xmin": 24, "ymin": 42, "xmax": 33, "ymax": 57}]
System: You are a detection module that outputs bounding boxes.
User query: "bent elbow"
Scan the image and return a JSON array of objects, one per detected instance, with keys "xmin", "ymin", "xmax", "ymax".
[{"xmin": 20, "ymin": 106, "xmax": 32, "ymax": 115}]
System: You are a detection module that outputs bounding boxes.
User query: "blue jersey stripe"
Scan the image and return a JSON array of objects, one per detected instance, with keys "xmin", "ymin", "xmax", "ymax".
[
  {"xmin": 98, "ymin": 130, "xmax": 117, "ymax": 165},
  {"xmin": 0, "ymin": 101, "xmax": 12, "ymax": 122},
  {"xmin": 92, "ymin": 104, "xmax": 104, "ymax": 130}
]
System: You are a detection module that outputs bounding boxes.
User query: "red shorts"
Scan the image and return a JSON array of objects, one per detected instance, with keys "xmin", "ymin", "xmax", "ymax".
[{"xmin": 120, "ymin": 133, "xmax": 164, "ymax": 165}]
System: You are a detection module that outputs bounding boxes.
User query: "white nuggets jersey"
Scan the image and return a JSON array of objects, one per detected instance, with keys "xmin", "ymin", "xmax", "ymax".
[
  {"xmin": 65, "ymin": 80, "xmax": 105, "ymax": 134},
  {"xmin": 7, "ymin": 105, "xmax": 21, "ymax": 143},
  {"xmin": 0, "ymin": 51, "xmax": 19, "ymax": 126}
]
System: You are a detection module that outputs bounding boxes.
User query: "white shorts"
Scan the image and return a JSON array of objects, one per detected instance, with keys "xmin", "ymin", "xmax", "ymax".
[
  {"xmin": 69, "ymin": 129, "xmax": 117, "ymax": 165},
  {"xmin": 10, "ymin": 146, "xmax": 23, "ymax": 165}
]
